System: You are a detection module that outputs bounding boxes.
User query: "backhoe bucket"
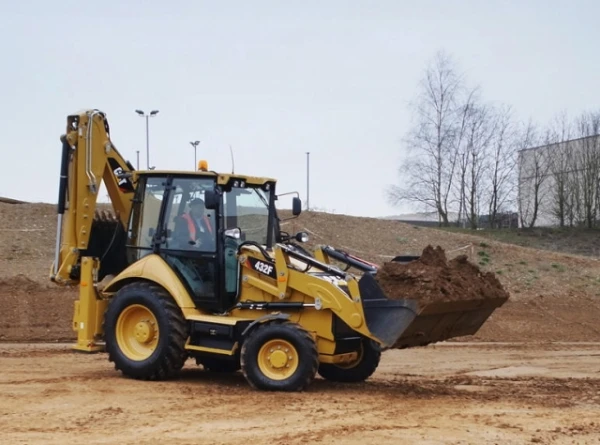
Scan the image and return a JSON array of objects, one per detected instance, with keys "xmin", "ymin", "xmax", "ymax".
[{"xmin": 358, "ymin": 272, "xmax": 508, "ymax": 349}]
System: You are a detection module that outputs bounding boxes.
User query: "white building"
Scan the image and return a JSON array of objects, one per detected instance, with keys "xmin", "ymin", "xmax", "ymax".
[{"xmin": 518, "ymin": 134, "xmax": 600, "ymax": 228}]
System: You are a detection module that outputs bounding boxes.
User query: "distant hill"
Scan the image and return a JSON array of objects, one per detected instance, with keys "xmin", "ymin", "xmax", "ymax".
[{"xmin": 0, "ymin": 197, "xmax": 27, "ymax": 204}]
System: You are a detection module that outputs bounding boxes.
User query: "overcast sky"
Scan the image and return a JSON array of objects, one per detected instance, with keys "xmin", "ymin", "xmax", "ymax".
[{"xmin": 1, "ymin": 1, "xmax": 598, "ymax": 217}]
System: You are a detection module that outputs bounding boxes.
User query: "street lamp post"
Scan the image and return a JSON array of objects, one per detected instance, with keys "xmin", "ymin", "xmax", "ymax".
[
  {"xmin": 136, "ymin": 150, "xmax": 140, "ymax": 170},
  {"xmin": 190, "ymin": 140, "xmax": 201, "ymax": 169},
  {"xmin": 135, "ymin": 109, "xmax": 159, "ymax": 169},
  {"xmin": 306, "ymin": 151, "xmax": 310, "ymax": 211}
]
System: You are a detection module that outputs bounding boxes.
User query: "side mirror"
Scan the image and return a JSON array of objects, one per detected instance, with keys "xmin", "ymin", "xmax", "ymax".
[
  {"xmin": 204, "ymin": 190, "xmax": 219, "ymax": 210},
  {"xmin": 292, "ymin": 197, "xmax": 302, "ymax": 216}
]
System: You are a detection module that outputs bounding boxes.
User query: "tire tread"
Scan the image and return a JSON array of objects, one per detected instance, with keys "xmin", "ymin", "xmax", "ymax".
[
  {"xmin": 240, "ymin": 321, "xmax": 318, "ymax": 391},
  {"xmin": 317, "ymin": 338, "xmax": 381, "ymax": 383},
  {"xmin": 104, "ymin": 281, "xmax": 188, "ymax": 381}
]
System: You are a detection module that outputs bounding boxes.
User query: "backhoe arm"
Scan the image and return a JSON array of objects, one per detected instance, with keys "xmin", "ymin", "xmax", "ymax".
[{"xmin": 51, "ymin": 109, "xmax": 136, "ymax": 284}]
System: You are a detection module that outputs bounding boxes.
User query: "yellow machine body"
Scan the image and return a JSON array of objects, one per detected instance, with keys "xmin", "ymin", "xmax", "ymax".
[{"xmin": 52, "ymin": 109, "xmax": 508, "ymax": 391}]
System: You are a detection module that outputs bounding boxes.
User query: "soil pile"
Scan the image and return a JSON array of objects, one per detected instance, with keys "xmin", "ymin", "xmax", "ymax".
[
  {"xmin": 375, "ymin": 245, "xmax": 510, "ymax": 307},
  {"xmin": 0, "ymin": 275, "xmax": 77, "ymax": 342}
]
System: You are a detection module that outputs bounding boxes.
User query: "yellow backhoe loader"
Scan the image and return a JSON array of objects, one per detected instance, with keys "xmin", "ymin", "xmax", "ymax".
[{"xmin": 50, "ymin": 109, "xmax": 507, "ymax": 391}]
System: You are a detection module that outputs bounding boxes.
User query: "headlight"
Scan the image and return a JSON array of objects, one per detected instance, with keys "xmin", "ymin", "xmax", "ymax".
[{"xmin": 295, "ymin": 231, "xmax": 309, "ymax": 243}]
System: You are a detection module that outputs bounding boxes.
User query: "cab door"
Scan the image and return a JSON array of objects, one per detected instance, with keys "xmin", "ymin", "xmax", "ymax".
[
  {"xmin": 125, "ymin": 175, "xmax": 168, "ymax": 263},
  {"xmin": 157, "ymin": 176, "xmax": 224, "ymax": 311}
]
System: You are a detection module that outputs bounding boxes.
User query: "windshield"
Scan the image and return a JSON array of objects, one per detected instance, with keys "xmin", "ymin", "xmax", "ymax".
[{"xmin": 224, "ymin": 186, "xmax": 273, "ymax": 246}]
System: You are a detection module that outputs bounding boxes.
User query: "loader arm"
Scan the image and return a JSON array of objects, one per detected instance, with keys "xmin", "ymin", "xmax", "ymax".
[{"xmin": 51, "ymin": 109, "xmax": 136, "ymax": 284}]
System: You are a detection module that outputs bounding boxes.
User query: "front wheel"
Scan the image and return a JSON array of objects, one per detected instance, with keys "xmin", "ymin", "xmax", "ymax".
[
  {"xmin": 103, "ymin": 282, "xmax": 188, "ymax": 380},
  {"xmin": 317, "ymin": 338, "xmax": 381, "ymax": 383},
  {"xmin": 240, "ymin": 322, "xmax": 318, "ymax": 391}
]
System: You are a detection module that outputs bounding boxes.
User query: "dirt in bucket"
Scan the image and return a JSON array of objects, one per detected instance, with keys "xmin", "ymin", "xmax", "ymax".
[{"xmin": 374, "ymin": 245, "xmax": 510, "ymax": 307}]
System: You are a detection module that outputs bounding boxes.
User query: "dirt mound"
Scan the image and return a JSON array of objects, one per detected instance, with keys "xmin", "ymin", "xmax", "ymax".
[
  {"xmin": 0, "ymin": 276, "xmax": 77, "ymax": 342},
  {"xmin": 375, "ymin": 245, "xmax": 510, "ymax": 306},
  {"xmin": 0, "ymin": 275, "xmax": 51, "ymax": 293},
  {"xmin": 0, "ymin": 197, "xmax": 27, "ymax": 204},
  {"xmin": 0, "ymin": 202, "xmax": 59, "ymax": 283}
]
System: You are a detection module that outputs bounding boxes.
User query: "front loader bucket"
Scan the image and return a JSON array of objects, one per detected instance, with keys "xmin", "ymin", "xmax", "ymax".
[
  {"xmin": 358, "ymin": 272, "xmax": 508, "ymax": 349},
  {"xmin": 357, "ymin": 272, "xmax": 419, "ymax": 347}
]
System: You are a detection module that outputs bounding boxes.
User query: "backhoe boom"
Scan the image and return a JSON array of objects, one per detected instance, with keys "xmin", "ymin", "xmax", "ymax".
[{"xmin": 51, "ymin": 110, "xmax": 136, "ymax": 285}]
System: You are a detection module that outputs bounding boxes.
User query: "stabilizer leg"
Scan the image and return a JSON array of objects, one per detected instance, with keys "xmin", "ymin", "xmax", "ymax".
[{"xmin": 72, "ymin": 257, "xmax": 107, "ymax": 353}]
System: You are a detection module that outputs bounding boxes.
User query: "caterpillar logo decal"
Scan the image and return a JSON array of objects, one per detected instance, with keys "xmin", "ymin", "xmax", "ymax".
[
  {"xmin": 247, "ymin": 257, "xmax": 277, "ymax": 278},
  {"xmin": 108, "ymin": 158, "xmax": 135, "ymax": 193}
]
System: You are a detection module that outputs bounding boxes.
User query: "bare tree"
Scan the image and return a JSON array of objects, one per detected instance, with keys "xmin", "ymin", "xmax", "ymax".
[
  {"xmin": 518, "ymin": 111, "xmax": 600, "ymax": 229},
  {"xmin": 550, "ymin": 142, "xmax": 572, "ymax": 227},
  {"xmin": 547, "ymin": 111, "xmax": 573, "ymax": 227},
  {"xmin": 567, "ymin": 171, "xmax": 581, "ymax": 226},
  {"xmin": 487, "ymin": 105, "xmax": 517, "ymax": 229},
  {"xmin": 461, "ymin": 104, "xmax": 496, "ymax": 229},
  {"xmin": 517, "ymin": 121, "xmax": 550, "ymax": 228},
  {"xmin": 574, "ymin": 112, "xmax": 600, "ymax": 228},
  {"xmin": 388, "ymin": 51, "xmax": 466, "ymax": 226},
  {"xmin": 451, "ymin": 90, "xmax": 479, "ymax": 227}
]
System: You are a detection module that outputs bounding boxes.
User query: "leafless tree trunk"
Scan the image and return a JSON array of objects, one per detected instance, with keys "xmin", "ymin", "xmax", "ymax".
[
  {"xmin": 463, "ymin": 104, "xmax": 495, "ymax": 229},
  {"xmin": 567, "ymin": 173, "xmax": 580, "ymax": 226},
  {"xmin": 487, "ymin": 105, "xmax": 518, "ymax": 229},
  {"xmin": 387, "ymin": 51, "xmax": 466, "ymax": 226},
  {"xmin": 550, "ymin": 143, "xmax": 571, "ymax": 227},
  {"xmin": 455, "ymin": 149, "xmax": 467, "ymax": 227},
  {"xmin": 565, "ymin": 169, "xmax": 578, "ymax": 227},
  {"xmin": 452, "ymin": 92, "xmax": 478, "ymax": 228},
  {"xmin": 547, "ymin": 112, "xmax": 573, "ymax": 227},
  {"xmin": 517, "ymin": 121, "xmax": 549, "ymax": 228},
  {"xmin": 574, "ymin": 112, "xmax": 600, "ymax": 228}
]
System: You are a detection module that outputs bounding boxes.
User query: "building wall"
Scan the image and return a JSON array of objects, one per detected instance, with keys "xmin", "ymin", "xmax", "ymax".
[{"xmin": 518, "ymin": 135, "xmax": 600, "ymax": 227}]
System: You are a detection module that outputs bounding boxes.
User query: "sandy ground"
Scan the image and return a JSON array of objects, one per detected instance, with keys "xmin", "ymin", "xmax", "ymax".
[
  {"xmin": 1, "ymin": 342, "xmax": 599, "ymax": 445},
  {"xmin": 2, "ymin": 203, "xmax": 600, "ymax": 444}
]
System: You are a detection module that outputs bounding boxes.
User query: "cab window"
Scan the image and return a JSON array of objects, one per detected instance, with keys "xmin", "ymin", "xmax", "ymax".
[
  {"xmin": 126, "ymin": 176, "xmax": 166, "ymax": 261},
  {"xmin": 162, "ymin": 177, "xmax": 216, "ymax": 252}
]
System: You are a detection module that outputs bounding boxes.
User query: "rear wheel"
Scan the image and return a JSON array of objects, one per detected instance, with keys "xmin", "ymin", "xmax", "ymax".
[
  {"xmin": 240, "ymin": 322, "xmax": 318, "ymax": 391},
  {"xmin": 103, "ymin": 282, "xmax": 188, "ymax": 380},
  {"xmin": 317, "ymin": 338, "xmax": 381, "ymax": 383}
]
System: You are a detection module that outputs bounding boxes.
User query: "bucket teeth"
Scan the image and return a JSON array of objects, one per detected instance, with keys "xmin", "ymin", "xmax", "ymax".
[{"xmin": 93, "ymin": 209, "xmax": 117, "ymax": 224}]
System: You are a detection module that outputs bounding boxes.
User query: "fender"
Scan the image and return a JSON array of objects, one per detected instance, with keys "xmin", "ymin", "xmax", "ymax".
[
  {"xmin": 103, "ymin": 254, "xmax": 196, "ymax": 309},
  {"xmin": 240, "ymin": 313, "xmax": 291, "ymax": 337}
]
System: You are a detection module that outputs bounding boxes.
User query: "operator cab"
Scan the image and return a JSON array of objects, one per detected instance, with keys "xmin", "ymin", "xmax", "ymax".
[{"xmin": 125, "ymin": 169, "xmax": 300, "ymax": 313}]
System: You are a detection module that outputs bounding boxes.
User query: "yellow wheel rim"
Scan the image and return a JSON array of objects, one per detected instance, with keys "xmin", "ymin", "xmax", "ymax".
[
  {"xmin": 257, "ymin": 339, "xmax": 299, "ymax": 380},
  {"xmin": 115, "ymin": 304, "xmax": 159, "ymax": 361}
]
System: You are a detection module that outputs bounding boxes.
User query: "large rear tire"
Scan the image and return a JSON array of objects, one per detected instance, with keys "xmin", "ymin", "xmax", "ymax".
[
  {"xmin": 317, "ymin": 338, "xmax": 381, "ymax": 383},
  {"xmin": 103, "ymin": 282, "xmax": 188, "ymax": 380},
  {"xmin": 240, "ymin": 322, "xmax": 318, "ymax": 391}
]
